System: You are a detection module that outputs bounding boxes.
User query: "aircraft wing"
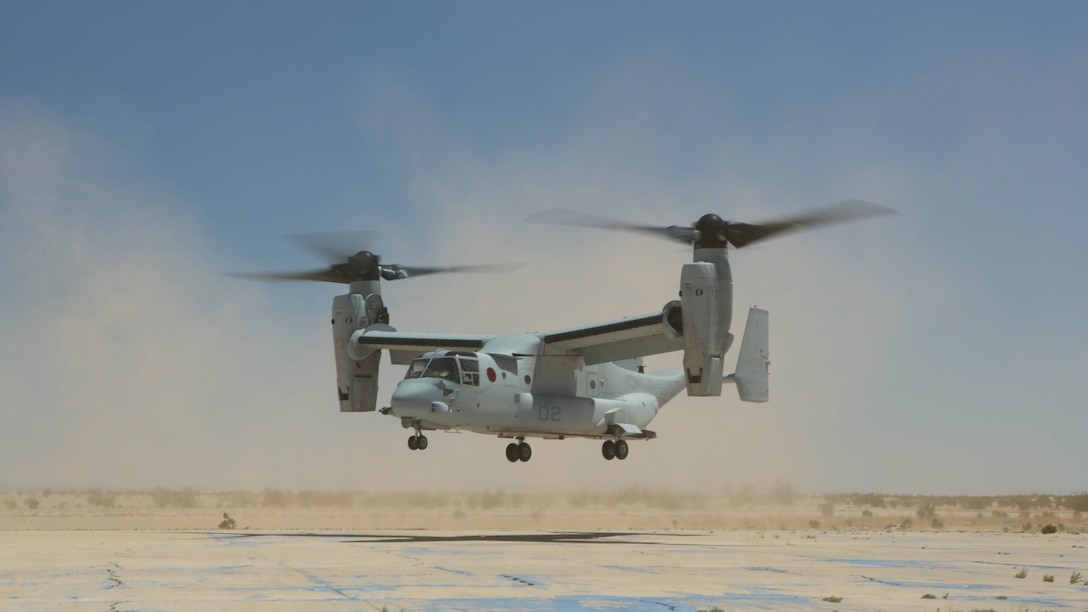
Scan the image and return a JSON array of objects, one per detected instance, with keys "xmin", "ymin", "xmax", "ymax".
[
  {"xmin": 354, "ymin": 330, "xmax": 495, "ymax": 364},
  {"xmin": 539, "ymin": 311, "xmax": 680, "ymax": 365},
  {"xmin": 355, "ymin": 310, "xmax": 680, "ymax": 366}
]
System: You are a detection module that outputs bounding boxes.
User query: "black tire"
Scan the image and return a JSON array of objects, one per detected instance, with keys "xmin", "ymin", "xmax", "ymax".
[
  {"xmin": 602, "ymin": 440, "xmax": 616, "ymax": 460},
  {"xmin": 417, "ymin": 435, "xmax": 428, "ymax": 450},
  {"xmin": 505, "ymin": 443, "xmax": 520, "ymax": 463},
  {"xmin": 408, "ymin": 435, "xmax": 418, "ymax": 451},
  {"xmin": 615, "ymin": 439, "xmax": 629, "ymax": 460},
  {"xmin": 518, "ymin": 442, "xmax": 532, "ymax": 462}
]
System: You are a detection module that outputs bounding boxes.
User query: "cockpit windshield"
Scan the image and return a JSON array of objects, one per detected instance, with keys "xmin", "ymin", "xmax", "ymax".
[
  {"xmin": 405, "ymin": 359, "xmax": 429, "ymax": 380},
  {"xmin": 403, "ymin": 357, "xmax": 460, "ymax": 383},
  {"xmin": 422, "ymin": 357, "xmax": 459, "ymax": 383},
  {"xmin": 404, "ymin": 354, "xmax": 480, "ymax": 385}
]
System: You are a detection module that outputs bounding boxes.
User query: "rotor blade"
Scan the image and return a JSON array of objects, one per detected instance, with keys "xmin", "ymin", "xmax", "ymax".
[
  {"xmin": 381, "ymin": 263, "xmax": 525, "ymax": 281},
  {"xmin": 288, "ymin": 231, "xmax": 380, "ymax": 264},
  {"xmin": 725, "ymin": 200, "xmax": 894, "ymax": 248},
  {"xmin": 225, "ymin": 268, "xmax": 348, "ymax": 284},
  {"xmin": 527, "ymin": 208, "xmax": 695, "ymax": 244}
]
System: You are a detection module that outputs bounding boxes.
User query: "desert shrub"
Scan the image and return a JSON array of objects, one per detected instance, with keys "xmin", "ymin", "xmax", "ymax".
[
  {"xmin": 1023, "ymin": 522, "xmax": 1033, "ymax": 532},
  {"xmin": 809, "ymin": 519, "xmax": 820, "ymax": 529},
  {"xmin": 916, "ymin": 503, "xmax": 936, "ymax": 520},
  {"xmin": 1070, "ymin": 571, "xmax": 1083, "ymax": 584},
  {"xmin": 261, "ymin": 489, "xmax": 292, "ymax": 507},
  {"xmin": 86, "ymin": 489, "xmax": 116, "ymax": 508},
  {"xmin": 822, "ymin": 596, "xmax": 842, "ymax": 603},
  {"xmin": 296, "ymin": 491, "xmax": 353, "ymax": 508},
  {"xmin": 853, "ymin": 493, "xmax": 886, "ymax": 508},
  {"xmin": 931, "ymin": 517, "xmax": 944, "ymax": 529},
  {"xmin": 151, "ymin": 488, "xmax": 199, "ymax": 508},
  {"xmin": 1065, "ymin": 494, "xmax": 1088, "ymax": 512},
  {"xmin": 1008, "ymin": 495, "xmax": 1037, "ymax": 510},
  {"xmin": 216, "ymin": 490, "xmax": 258, "ymax": 508},
  {"xmin": 729, "ymin": 484, "xmax": 755, "ymax": 506},
  {"xmin": 769, "ymin": 480, "xmax": 798, "ymax": 505},
  {"xmin": 568, "ymin": 491, "xmax": 590, "ymax": 508},
  {"xmin": 962, "ymin": 496, "xmax": 993, "ymax": 510},
  {"xmin": 862, "ymin": 509, "xmax": 873, "ymax": 518},
  {"xmin": 1041, "ymin": 523, "xmax": 1058, "ymax": 534},
  {"xmin": 217, "ymin": 513, "xmax": 236, "ymax": 529},
  {"xmin": 921, "ymin": 593, "xmax": 937, "ymax": 599},
  {"xmin": 1015, "ymin": 568, "xmax": 1028, "ymax": 579},
  {"xmin": 1043, "ymin": 574, "xmax": 1054, "ymax": 582},
  {"xmin": 24, "ymin": 497, "xmax": 39, "ymax": 510}
]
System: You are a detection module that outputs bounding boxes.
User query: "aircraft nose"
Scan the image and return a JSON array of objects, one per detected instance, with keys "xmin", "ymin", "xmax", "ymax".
[{"xmin": 390, "ymin": 379, "xmax": 444, "ymax": 415}]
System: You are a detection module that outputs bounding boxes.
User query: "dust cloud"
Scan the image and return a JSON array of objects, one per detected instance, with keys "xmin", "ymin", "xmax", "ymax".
[
  {"xmin": 4, "ymin": 54, "xmax": 1078, "ymax": 496},
  {"xmin": 0, "ymin": 100, "xmax": 856, "ymax": 494}
]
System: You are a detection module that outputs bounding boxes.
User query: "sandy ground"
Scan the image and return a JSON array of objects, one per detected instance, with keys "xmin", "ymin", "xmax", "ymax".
[
  {"xmin": 4, "ymin": 529, "xmax": 1088, "ymax": 611},
  {"xmin": 3, "ymin": 491, "xmax": 1088, "ymax": 610}
]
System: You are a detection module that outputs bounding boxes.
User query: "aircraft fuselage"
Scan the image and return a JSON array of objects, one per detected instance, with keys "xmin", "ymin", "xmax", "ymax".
[{"xmin": 388, "ymin": 350, "xmax": 685, "ymax": 440}]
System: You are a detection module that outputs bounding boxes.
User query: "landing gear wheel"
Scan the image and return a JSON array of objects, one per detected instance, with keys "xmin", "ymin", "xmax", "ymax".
[
  {"xmin": 602, "ymin": 440, "xmax": 616, "ymax": 460},
  {"xmin": 518, "ymin": 442, "xmax": 532, "ymax": 462},
  {"xmin": 614, "ymin": 439, "xmax": 629, "ymax": 460},
  {"xmin": 417, "ymin": 435, "xmax": 428, "ymax": 450},
  {"xmin": 408, "ymin": 435, "xmax": 418, "ymax": 451},
  {"xmin": 505, "ymin": 442, "xmax": 520, "ymax": 463}
]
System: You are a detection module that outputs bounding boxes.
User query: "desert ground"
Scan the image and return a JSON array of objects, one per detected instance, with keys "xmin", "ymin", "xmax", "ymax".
[{"xmin": 3, "ymin": 490, "xmax": 1087, "ymax": 610}]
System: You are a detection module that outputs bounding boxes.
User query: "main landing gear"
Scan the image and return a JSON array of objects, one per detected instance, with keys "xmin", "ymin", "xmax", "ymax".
[
  {"xmin": 505, "ymin": 438, "xmax": 532, "ymax": 463},
  {"xmin": 602, "ymin": 439, "xmax": 629, "ymax": 461},
  {"xmin": 407, "ymin": 428, "xmax": 428, "ymax": 451}
]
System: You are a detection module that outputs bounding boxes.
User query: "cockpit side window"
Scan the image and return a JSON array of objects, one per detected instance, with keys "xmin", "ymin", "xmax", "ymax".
[
  {"xmin": 405, "ymin": 359, "xmax": 429, "ymax": 380},
  {"xmin": 458, "ymin": 357, "xmax": 479, "ymax": 386},
  {"xmin": 421, "ymin": 357, "xmax": 460, "ymax": 383}
]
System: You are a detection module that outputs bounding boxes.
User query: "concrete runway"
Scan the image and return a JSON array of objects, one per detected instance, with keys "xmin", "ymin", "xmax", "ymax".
[{"xmin": 3, "ymin": 529, "xmax": 1087, "ymax": 610}]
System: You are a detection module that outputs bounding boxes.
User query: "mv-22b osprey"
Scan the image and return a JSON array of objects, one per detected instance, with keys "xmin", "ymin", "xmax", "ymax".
[{"xmin": 234, "ymin": 202, "xmax": 889, "ymax": 463}]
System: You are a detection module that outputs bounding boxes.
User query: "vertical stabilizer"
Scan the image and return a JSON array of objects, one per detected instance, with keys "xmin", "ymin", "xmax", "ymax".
[{"xmin": 728, "ymin": 307, "xmax": 769, "ymax": 403}]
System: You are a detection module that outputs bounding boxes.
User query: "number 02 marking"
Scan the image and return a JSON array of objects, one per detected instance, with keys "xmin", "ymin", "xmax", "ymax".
[{"xmin": 538, "ymin": 406, "xmax": 560, "ymax": 421}]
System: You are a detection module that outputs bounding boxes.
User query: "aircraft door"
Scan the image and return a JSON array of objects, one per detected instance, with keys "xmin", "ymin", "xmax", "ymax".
[
  {"xmin": 452, "ymin": 356, "xmax": 481, "ymax": 416},
  {"xmin": 474, "ymin": 354, "xmax": 518, "ymax": 427}
]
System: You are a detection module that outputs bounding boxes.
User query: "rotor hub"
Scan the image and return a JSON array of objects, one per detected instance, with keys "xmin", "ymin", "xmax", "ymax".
[
  {"xmin": 694, "ymin": 214, "xmax": 729, "ymax": 249},
  {"xmin": 348, "ymin": 251, "xmax": 381, "ymax": 281}
]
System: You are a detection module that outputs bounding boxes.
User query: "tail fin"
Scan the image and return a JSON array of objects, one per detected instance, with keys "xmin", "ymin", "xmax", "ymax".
[{"xmin": 725, "ymin": 307, "xmax": 769, "ymax": 402}]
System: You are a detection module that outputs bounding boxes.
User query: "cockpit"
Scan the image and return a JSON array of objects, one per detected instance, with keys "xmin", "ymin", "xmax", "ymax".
[{"xmin": 404, "ymin": 352, "xmax": 480, "ymax": 386}]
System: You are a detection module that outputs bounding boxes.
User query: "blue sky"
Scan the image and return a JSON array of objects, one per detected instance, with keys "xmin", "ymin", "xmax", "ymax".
[{"xmin": 2, "ymin": 1, "xmax": 1086, "ymax": 494}]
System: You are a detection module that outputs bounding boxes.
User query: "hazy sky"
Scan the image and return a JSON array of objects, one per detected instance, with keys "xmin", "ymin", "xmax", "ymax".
[{"xmin": 2, "ymin": 1, "xmax": 1086, "ymax": 495}]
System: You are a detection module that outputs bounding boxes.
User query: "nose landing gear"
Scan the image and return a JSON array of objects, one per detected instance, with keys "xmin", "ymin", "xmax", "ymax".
[{"xmin": 408, "ymin": 427, "xmax": 428, "ymax": 451}]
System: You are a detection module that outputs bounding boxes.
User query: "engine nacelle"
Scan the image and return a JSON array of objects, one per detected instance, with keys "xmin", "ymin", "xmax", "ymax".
[
  {"xmin": 332, "ymin": 291, "xmax": 385, "ymax": 412},
  {"xmin": 679, "ymin": 261, "xmax": 732, "ymax": 396},
  {"xmin": 661, "ymin": 300, "xmax": 683, "ymax": 340}
]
